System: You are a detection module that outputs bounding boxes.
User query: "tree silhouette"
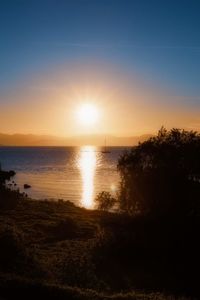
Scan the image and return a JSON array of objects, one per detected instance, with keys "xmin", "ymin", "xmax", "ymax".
[
  {"xmin": 95, "ymin": 191, "xmax": 116, "ymax": 211},
  {"xmin": 117, "ymin": 127, "xmax": 200, "ymax": 216}
]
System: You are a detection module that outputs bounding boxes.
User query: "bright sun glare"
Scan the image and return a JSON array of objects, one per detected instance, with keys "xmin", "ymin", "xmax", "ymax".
[{"xmin": 76, "ymin": 103, "xmax": 99, "ymax": 126}]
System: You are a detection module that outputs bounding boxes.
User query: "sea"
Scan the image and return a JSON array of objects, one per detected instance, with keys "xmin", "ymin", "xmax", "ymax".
[{"xmin": 0, "ymin": 146, "xmax": 130, "ymax": 209}]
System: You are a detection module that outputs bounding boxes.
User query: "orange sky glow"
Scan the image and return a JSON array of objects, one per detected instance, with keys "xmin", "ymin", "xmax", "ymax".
[{"xmin": 0, "ymin": 62, "xmax": 200, "ymax": 138}]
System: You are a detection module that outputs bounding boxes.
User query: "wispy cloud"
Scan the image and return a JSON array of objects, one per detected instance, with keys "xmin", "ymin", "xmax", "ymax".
[
  {"xmin": 33, "ymin": 41, "xmax": 200, "ymax": 51},
  {"xmin": 33, "ymin": 41, "xmax": 114, "ymax": 48}
]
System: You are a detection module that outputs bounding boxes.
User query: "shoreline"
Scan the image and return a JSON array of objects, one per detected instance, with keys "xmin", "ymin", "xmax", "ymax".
[{"xmin": 0, "ymin": 169, "xmax": 199, "ymax": 299}]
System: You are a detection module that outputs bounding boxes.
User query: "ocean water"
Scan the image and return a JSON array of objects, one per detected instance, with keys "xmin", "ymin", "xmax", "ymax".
[{"xmin": 0, "ymin": 146, "xmax": 129, "ymax": 208}]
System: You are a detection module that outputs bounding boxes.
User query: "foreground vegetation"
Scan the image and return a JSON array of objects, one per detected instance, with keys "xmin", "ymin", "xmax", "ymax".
[
  {"xmin": 0, "ymin": 178, "xmax": 198, "ymax": 299},
  {"xmin": 0, "ymin": 192, "xmax": 198, "ymax": 299},
  {"xmin": 1, "ymin": 128, "xmax": 200, "ymax": 299},
  {"xmin": 97, "ymin": 127, "xmax": 200, "ymax": 216}
]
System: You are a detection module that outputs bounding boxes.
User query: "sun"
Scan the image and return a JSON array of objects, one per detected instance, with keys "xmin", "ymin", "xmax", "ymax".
[{"xmin": 76, "ymin": 103, "xmax": 100, "ymax": 125}]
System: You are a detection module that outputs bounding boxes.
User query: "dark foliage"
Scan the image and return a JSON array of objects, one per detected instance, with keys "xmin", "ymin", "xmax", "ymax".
[
  {"xmin": 0, "ymin": 169, "xmax": 15, "ymax": 185},
  {"xmin": 118, "ymin": 127, "xmax": 200, "ymax": 216},
  {"xmin": 93, "ymin": 213, "xmax": 200, "ymax": 296},
  {"xmin": 0, "ymin": 169, "xmax": 22, "ymax": 209},
  {"xmin": 95, "ymin": 191, "xmax": 116, "ymax": 211}
]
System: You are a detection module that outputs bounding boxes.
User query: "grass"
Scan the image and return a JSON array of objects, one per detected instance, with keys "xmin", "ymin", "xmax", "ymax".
[
  {"xmin": 0, "ymin": 274, "xmax": 192, "ymax": 300},
  {"xmin": 0, "ymin": 186, "xmax": 198, "ymax": 299}
]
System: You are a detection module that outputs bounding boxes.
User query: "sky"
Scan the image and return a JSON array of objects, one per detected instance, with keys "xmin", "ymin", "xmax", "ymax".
[{"xmin": 0, "ymin": 0, "xmax": 200, "ymax": 137}]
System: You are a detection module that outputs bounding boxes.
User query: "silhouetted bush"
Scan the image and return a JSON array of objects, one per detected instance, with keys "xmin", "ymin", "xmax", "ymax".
[
  {"xmin": 95, "ymin": 191, "xmax": 116, "ymax": 211},
  {"xmin": 0, "ymin": 169, "xmax": 16, "ymax": 185},
  {"xmin": 117, "ymin": 127, "xmax": 200, "ymax": 216},
  {"xmin": 0, "ymin": 169, "xmax": 21, "ymax": 209}
]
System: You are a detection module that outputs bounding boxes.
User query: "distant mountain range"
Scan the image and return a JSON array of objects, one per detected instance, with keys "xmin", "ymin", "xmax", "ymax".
[{"xmin": 0, "ymin": 133, "xmax": 153, "ymax": 146}]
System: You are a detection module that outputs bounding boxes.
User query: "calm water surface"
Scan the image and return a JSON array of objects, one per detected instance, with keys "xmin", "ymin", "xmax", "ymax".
[{"xmin": 0, "ymin": 146, "xmax": 129, "ymax": 208}]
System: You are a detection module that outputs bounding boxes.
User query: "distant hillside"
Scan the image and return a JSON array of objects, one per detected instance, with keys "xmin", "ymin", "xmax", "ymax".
[{"xmin": 0, "ymin": 133, "xmax": 153, "ymax": 146}]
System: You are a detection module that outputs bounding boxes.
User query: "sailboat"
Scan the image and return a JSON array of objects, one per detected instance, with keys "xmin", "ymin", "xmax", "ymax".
[{"xmin": 101, "ymin": 137, "xmax": 111, "ymax": 153}]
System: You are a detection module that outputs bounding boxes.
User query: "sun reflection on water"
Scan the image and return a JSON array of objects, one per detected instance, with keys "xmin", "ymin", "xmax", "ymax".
[{"xmin": 78, "ymin": 146, "xmax": 97, "ymax": 208}]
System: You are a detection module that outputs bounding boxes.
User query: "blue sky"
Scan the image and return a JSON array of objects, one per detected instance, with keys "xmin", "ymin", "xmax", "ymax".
[
  {"xmin": 1, "ymin": 0, "xmax": 200, "ymax": 95},
  {"xmin": 0, "ymin": 0, "xmax": 200, "ymax": 136}
]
